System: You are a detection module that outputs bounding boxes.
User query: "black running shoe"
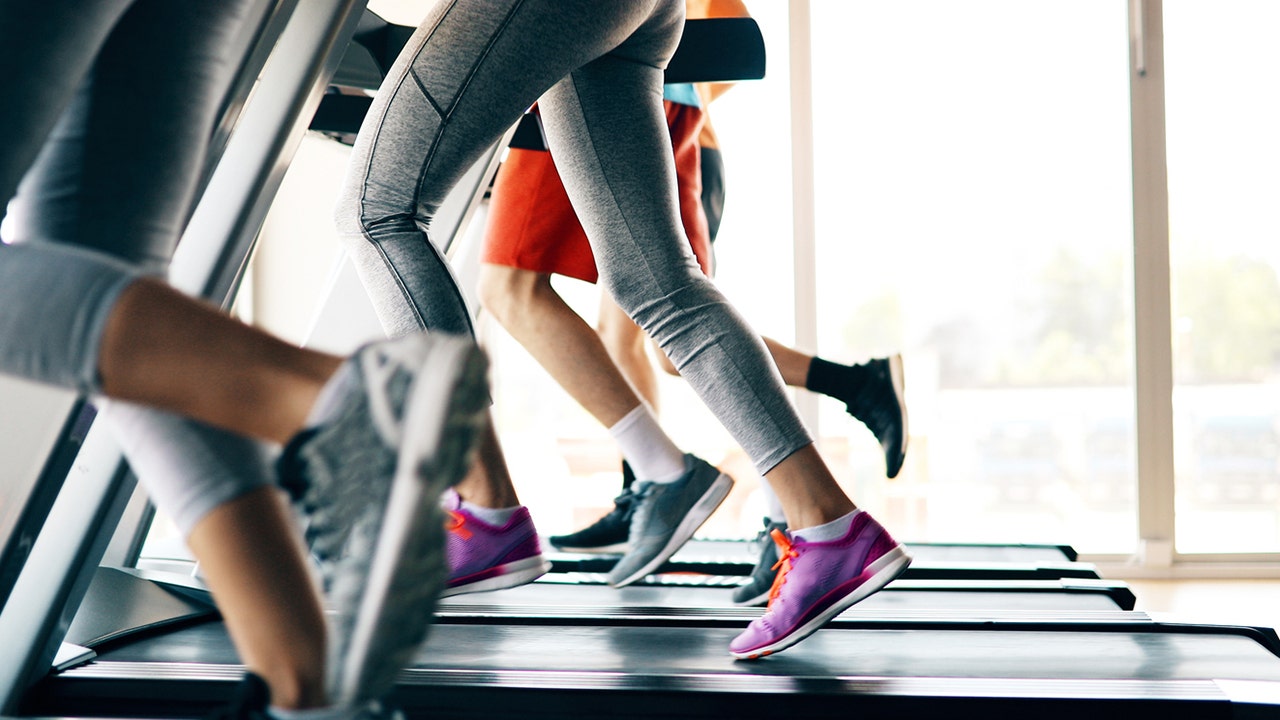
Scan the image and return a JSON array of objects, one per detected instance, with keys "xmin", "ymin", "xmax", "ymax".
[
  {"xmin": 862, "ymin": 355, "xmax": 908, "ymax": 478},
  {"xmin": 548, "ymin": 487, "xmax": 636, "ymax": 554},
  {"xmin": 832, "ymin": 355, "xmax": 908, "ymax": 478},
  {"xmin": 731, "ymin": 517, "xmax": 788, "ymax": 606}
]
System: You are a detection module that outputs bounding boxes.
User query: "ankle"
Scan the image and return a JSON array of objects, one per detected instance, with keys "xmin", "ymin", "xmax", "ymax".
[
  {"xmin": 806, "ymin": 357, "xmax": 876, "ymax": 408},
  {"xmin": 791, "ymin": 508, "xmax": 860, "ymax": 542},
  {"xmin": 459, "ymin": 499, "xmax": 521, "ymax": 525},
  {"xmin": 254, "ymin": 667, "xmax": 326, "ymax": 711}
]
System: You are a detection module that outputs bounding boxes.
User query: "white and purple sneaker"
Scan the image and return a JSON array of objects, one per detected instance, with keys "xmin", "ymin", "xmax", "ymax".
[
  {"xmin": 729, "ymin": 510, "xmax": 912, "ymax": 660},
  {"xmin": 442, "ymin": 490, "xmax": 551, "ymax": 597}
]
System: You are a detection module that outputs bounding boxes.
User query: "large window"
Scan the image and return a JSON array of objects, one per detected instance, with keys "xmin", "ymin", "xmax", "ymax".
[
  {"xmin": 1164, "ymin": 1, "xmax": 1280, "ymax": 554},
  {"xmin": 807, "ymin": 1, "xmax": 1136, "ymax": 553},
  {"xmin": 127, "ymin": 0, "xmax": 1280, "ymax": 568}
]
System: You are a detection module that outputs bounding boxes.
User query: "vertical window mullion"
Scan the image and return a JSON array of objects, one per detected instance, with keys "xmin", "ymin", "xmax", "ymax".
[
  {"xmin": 789, "ymin": 0, "xmax": 820, "ymax": 430},
  {"xmin": 1128, "ymin": 0, "xmax": 1177, "ymax": 565}
]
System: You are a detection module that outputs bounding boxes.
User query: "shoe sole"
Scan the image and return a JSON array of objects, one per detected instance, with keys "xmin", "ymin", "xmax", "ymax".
[
  {"xmin": 609, "ymin": 472, "xmax": 734, "ymax": 588},
  {"xmin": 730, "ymin": 545, "xmax": 913, "ymax": 660},
  {"xmin": 335, "ymin": 338, "xmax": 489, "ymax": 704},
  {"xmin": 732, "ymin": 584, "xmax": 772, "ymax": 607},
  {"xmin": 548, "ymin": 542, "xmax": 628, "ymax": 555},
  {"xmin": 886, "ymin": 354, "xmax": 909, "ymax": 479},
  {"xmin": 441, "ymin": 555, "xmax": 553, "ymax": 597}
]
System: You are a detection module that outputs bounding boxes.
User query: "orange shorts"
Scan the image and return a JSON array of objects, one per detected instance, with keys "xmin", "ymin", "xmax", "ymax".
[{"xmin": 481, "ymin": 101, "xmax": 712, "ymax": 284}]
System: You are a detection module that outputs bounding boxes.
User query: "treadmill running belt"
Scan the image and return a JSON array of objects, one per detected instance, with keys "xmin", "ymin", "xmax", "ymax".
[
  {"xmin": 32, "ymin": 616, "xmax": 1280, "ymax": 719},
  {"xmin": 437, "ymin": 577, "xmax": 1131, "ymax": 614}
]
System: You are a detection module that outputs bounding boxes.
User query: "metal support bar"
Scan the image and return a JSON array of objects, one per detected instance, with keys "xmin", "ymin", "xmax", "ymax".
[{"xmin": 171, "ymin": 0, "xmax": 369, "ymax": 306}]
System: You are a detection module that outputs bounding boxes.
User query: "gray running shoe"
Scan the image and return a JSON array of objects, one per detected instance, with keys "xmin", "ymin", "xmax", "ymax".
[
  {"xmin": 606, "ymin": 454, "xmax": 733, "ymax": 588},
  {"xmin": 277, "ymin": 332, "xmax": 489, "ymax": 706},
  {"xmin": 731, "ymin": 517, "xmax": 789, "ymax": 606}
]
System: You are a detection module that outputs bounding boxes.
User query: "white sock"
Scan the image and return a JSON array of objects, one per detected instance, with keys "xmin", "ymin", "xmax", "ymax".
[
  {"xmin": 792, "ymin": 509, "xmax": 861, "ymax": 543},
  {"xmin": 759, "ymin": 478, "xmax": 787, "ymax": 526},
  {"xmin": 608, "ymin": 405, "xmax": 686, "ymax": 484},
  {"xmin": 460, "ymin": 499, "xmax": 519, "ymax": 526}
]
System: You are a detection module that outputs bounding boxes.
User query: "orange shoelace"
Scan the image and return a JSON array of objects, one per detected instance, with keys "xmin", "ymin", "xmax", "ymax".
[
  {"xmin": 446, "ymin": 510, "xmax": 472, "ymax": 539},
  {"xmin": 765, "ymin": 528, "xmax": 798, "ymax": 610}
]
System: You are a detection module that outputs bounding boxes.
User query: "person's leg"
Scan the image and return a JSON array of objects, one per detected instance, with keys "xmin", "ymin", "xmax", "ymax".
[
  {"xmin": 2, "ymin": 0, "xmax": 343, "ymax": 709},
  {"xmin": 0, "ymin": 244, "xmax": 489, "ymax": 702},
  {"xmin": 4, "ymin": 0, "xmax": 333, "ymax": 443},
  {"xmin": 102, "ymin": 401, "xmax": 337, "ymax": 708},
  {"xmin": 623, "ymin": 329, "xmax": 908, "ymax": 479},
  {"xmin": 477, "ymin": 263, "xmax": 718, "ymax": 572},
  {"xmin": 538, "ymin": 50, "xmax": 828, "ymax": 514},
  {"xmin": 535, "ymin": 293, "xmax": 661, "ymax": 554},
  {"xmin": 0, "ymin": 2, "xmax": 153, "ymax": 397},
  {"xmin": 477, "ymin": 266, "xmax": 649, "ymax": 428},
  {"xmin": 452, "ymin": 422, "xmax": 520, "ymax": 509},
  {"xmin": 536, "ymin": 16, "xmax": 909, "ymax": 655},
  {"xmin": 3, "ymin": 1, "xmax": 486, "ymax": 708},
  {"xmin": 334, "ymin": 2, "xmax": 683, "ymax": 343},
  {"xmin": 186, "ymin": 487, "xmax": 327, "ymax": 708},
  {"xmin": 477, "ymin": 264, "xmax": 700, "ymax": 481},
  {"xmin": 334, "ymin": 0, "xmax": 717, "ymax": 590},
  {"xmin": 600, "ymin": 319, "xmax": 906, "ymax": 600},
  {"xmin": 100, "ymin": 278, "xmax": 341, "ymax": 442},
  {"xmin": 335, "ymin": 0, "xmax": 901, "ymax": 651},
  {"xmin": 333, "ymin": 0, "xmax": 680, "ymax": 344},
  {"xmin": 0, "ymin": 1, "xmax": 132, "ymax": 204},
  {"xmin": 442, "ymin": 418, "xmax": 552, "ymax": 597},
  {"xmin": 597, "ymin": 292, "xmax": 661, "ymax": 411}
]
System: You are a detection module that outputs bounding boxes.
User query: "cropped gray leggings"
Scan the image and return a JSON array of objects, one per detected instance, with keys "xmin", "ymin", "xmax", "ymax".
[
  {"xmin": 336, "ymin": 0, "xmax": 811, "ymax": 474},
  {"xmin": 0, "ymin": 0, "xmax": 270, "ymax": 534}
]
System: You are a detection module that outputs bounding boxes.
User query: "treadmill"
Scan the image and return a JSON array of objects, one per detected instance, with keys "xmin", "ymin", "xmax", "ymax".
[
  {"xmin": 4, "ymin": 4, "xmax": 1280, "ymax": 719},
  {"xmin": 549, "ymin": 537, "xmax": 1107, "ymax": 581},
  {"xmin": 26, "ymin": 589, "xmax": 1280, "ymax": 719}
]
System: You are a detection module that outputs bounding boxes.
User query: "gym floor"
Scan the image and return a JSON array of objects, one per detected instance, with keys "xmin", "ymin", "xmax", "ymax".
[{"xmin": 1124, "ymin": 578, "xmax": 1280, "ymax": 631}]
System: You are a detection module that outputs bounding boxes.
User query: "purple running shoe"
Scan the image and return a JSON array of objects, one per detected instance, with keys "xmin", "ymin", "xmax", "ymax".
[
  {"xmin": 442, "ymin": 490, "xmax": 551, "ymax": 597},
  {"xmin": 729, "ymin": 510, "xmax": 912, "ymax": 660}
]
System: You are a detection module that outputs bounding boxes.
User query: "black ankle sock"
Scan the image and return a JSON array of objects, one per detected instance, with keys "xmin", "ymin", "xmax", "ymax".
[{"xmin": 805, "ymin": 357, "xmax": 874, "ymax": 407}]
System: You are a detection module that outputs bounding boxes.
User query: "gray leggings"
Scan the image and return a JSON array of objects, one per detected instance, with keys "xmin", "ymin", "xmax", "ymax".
[
  {"xmin": 0, "ymin": 0, "xmax": 270, "ymax": 534},
  {"xmin": 336, "ymin": 0, "xmax": 811, "ymax": 474}
]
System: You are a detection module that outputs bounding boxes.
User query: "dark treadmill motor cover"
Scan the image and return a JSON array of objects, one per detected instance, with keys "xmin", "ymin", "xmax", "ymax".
[{"xmin": 314, "ymin": 12, "xmax": 767, "ymax": 138}]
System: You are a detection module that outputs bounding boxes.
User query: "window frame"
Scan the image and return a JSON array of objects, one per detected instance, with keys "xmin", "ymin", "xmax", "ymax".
[{"xmin": 787, "ymin": 0, "xmax": 1279, "ymax": 577}]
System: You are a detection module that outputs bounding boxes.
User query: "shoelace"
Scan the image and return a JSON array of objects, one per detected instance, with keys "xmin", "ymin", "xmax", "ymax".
[
  {"xmin": 765, "ymin": 528, "xmax": 798, "ymax": 611},
  {"xmin": 612, "ymin": 487, "xmax": 640, "ymax": 522},
  {"xmin": 446, "ymin": 510, "xmax": 472, "ymax": 540},
  {"xmin": 621, "ymin": 483, "xmax": 657, "ymax": 529}
]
